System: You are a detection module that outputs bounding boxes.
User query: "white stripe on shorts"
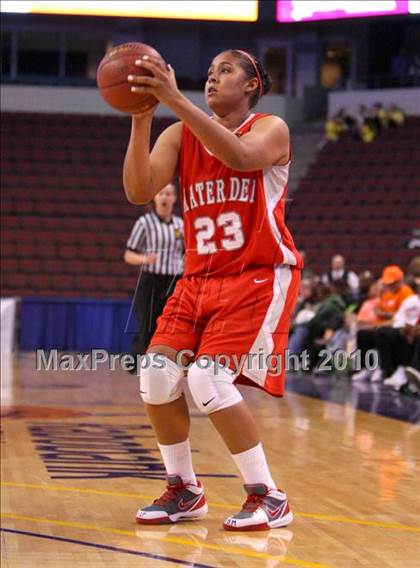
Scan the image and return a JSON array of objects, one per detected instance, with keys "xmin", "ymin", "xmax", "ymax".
[{"xmin": 240, "ymin": 264, "xmax": 292, "ymax": 386}]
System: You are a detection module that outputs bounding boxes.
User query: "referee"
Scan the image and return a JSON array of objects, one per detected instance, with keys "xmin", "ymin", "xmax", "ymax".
[{"xmin": 124, "ymin": 183, "xmax": 184, "ymax": 366}]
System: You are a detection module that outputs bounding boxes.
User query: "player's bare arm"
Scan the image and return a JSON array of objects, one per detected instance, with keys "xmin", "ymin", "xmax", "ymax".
[
  {"xmin": 238, "ymin": 116, "xmax": 290, "ymax": 168},
  {"xmin": 123, "ymin": 116, "xmax": 181, "ymax": 204},
  {"xmin": 165, "ymin": 101, "xmax": 289, "ymax": 171},
  {"xmin": 128, "ymin": 57, "xmax": 288, "ymax": 171}
]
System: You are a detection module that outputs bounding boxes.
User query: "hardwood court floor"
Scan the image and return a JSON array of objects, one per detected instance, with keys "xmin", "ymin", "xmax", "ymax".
[{"xmin": 1, "ymin": 352, "xmax": 419, "ymax": 568}]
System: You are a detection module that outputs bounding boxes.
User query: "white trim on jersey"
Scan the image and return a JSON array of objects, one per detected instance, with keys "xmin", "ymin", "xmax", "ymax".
[
  {"xmin": 262, "ymin": 165, "xmax": 298, "ymax": 266},
  {"xmin": 240, "ymin": 265, "xmax": 292, "ymax": 386},
  {"xmin": 233, "ymin": 113, "xmax": 256, "ymax": 133}
]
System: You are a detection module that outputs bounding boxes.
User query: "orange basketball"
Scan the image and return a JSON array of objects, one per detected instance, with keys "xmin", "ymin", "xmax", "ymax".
[{"xmin": 96, "ymin": 42, "xmax": 165, "ymax": 115}]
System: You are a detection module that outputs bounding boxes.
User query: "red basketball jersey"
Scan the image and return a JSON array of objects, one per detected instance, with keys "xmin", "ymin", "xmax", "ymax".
[{"xmin": 179, "ymin": 113, "xmax": 302, "ymax": 277}]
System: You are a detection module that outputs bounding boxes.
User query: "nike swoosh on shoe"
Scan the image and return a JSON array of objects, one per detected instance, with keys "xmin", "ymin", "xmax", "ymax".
[
  {"xmin": 266, "ymin": 501, "xmax": 287, "ymax": 518},
  {"xmin": 178, "ymin": 494, "xmax": 202, "ymax": 511}
]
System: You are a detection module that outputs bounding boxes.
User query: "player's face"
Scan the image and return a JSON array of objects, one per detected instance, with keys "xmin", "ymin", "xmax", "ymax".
[
  {"xmin": 205, "ymin": 52, "xmax": 255, "ymax": 111},
  {"xmin": 154, "ymin": 185, "xmax": 176, "ymax": 210}
]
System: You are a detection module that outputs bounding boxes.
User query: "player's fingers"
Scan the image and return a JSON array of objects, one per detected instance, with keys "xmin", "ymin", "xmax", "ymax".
[
  {"xmin": 130, "ymin": 86, "xmax": 155, "ymax": 94},
  {"xmin": 135, "ymin": 54, "xmax": 160, "ymax": 64},
  {"xmin": 127, "ymin": 75, "xmax": 158, "ymax": 86},
  {"xmin": 135, "ymin": 56, "xmax": 167, "ymax": 75}
]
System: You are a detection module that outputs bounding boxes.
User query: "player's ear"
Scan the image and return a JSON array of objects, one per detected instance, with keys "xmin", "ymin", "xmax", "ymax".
[{"xmin": 244, "ymin": 77, "xmax": 258, "ymax": 94}]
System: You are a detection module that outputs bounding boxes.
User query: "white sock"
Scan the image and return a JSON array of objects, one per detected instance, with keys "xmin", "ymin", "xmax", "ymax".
[
  {"xmin": 232, "ymin": 443, "xmax": 276, "ymax": 490},
  {"xmin": 157, "ymin": 439, "xmax": 197, "ymax": 486}
]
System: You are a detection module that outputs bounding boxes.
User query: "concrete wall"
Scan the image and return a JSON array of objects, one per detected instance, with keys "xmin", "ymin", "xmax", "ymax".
[
  {"xmin": 329, "ymin": 88, "xmax": 420, "ymax": 117},
  {"xmin": 1, "ymin": 84, "xmax": 292, "ymax": 122}
]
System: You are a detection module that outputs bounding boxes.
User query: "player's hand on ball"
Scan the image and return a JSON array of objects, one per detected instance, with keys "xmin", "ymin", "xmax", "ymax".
[{"xmin": 128, "ymin": 55, "xmax": 179, "ymax": 107}]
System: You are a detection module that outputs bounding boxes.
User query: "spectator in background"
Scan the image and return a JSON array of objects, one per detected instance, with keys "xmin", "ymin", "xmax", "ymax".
[
  {"xmin": 380, "ymin": 283, "xmax": 420, "ymax": 390},
  {"xmin": 387, "ymin": 103, "xmax": 405, "ymax": 128},
  {"xmin": 404, "ymin": 228, "xmax": 420, "ymax": 250},
  {"xmin": 371, "ymin": 102, "xmax": 388, "ymax": 133},
  {"xmin": 373, "ymin": 265, "xmax": 413, "ymax": 324},
  {"xmin": 352, "ymin": 265, "xmax": 414, "ymax": 382},
  {"xmin": 288, "ymin": 280, "xmax": 347, "ymax": 370},
  {"xmin": 322, "ymin": 254, "xmax": 359, "ymax": 297},
  {"xmin": 337, "ymin": 106, "xmax": 357, "ymax": 135},
  {"xmin": 313, "ymin": 279, "xmax": 352, "ymax": 371},
  {"xmin": 124, "ymin": 183, "xmax": 184, "ymax": 371},
  {"xmin": 345, "ymin": 281, "xmax": 381, "ymax": 360},
  {"xmin": 325, "ymin": 112, "xmax": 345, "ymax": 142},
  {"xmin": 354, "ymin": 270, "xmax": 376, "ymax": 311},
  {"xmin": 307, "ymin": 279, "xmax": 348, "ymax": 369},
  {"xmin": 356, "ymin": 282, "xmax": 381, "ymax": 328},
  {"xmin": 292, "ymin": 278, "xmax": 316, "ymax": 328},
  {"xmin": 375, "ymin": 258, "xmax": 420, "ymax": 390},
  {"xmin": 357, "ymin": 104, "xmax": 376, "ymax": 143},
  {"xmin": 288, "ymin": 278, "xmax": 317, "ymax": 359}
]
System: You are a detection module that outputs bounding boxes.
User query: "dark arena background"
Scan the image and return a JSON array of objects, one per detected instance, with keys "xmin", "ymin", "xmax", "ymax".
[{"xmin": 1, "ymin": 1, "xmax": 419, "ymax": 567}]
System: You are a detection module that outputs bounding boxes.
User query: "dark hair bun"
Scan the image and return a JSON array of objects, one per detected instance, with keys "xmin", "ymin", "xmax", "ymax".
[{"xmin": 262, "ymin": 69, "xmax": 272, "ymax": 96}]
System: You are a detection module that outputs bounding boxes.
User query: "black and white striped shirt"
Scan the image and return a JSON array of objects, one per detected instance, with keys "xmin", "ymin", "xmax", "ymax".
[{"xmin": 126, "ymin": 212, "xmax": 184, "ymax": 275}]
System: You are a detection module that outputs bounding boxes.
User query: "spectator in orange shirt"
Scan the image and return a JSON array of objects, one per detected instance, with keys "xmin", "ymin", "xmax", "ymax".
[
  {"xmin": 352, "ymin": 265, "xmax": 414, "ymax": 382},
  {"xmin": 374, "ymin": 265, "xmax": 414, "ymax": 323}
]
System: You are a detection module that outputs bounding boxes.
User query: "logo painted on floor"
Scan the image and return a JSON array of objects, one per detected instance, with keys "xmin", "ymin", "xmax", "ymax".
[{"xmin": 28, "ymin": 423, "xmax": 237, "ymax": 481}]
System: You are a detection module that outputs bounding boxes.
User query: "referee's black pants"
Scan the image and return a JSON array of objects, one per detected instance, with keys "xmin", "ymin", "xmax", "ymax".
[{"xmin": 132, "ymin": 272, "xmax": 180, "ymax": 356}]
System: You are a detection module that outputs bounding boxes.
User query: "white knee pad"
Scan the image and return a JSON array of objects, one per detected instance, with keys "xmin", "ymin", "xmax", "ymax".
[
  {"xmin": 187, "ymin": 361, "xmax": 243, "ymax": 414},
  {"xmin": 139, "ymin": 354, "xmax": 184, "ymax": 405}
]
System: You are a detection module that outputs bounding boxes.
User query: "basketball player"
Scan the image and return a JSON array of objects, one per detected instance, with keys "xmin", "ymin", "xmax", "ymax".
[{"xmin": 124, "ymin": 50, "xmax": 302, "ymax": 531}]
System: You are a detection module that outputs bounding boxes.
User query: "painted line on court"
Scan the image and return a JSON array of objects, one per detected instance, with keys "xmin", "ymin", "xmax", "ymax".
[
  {"xmin": 0, "ymin": 527, "xmax": 215, "ymax": 568},
  {"xmin": 1, "ymin": 513, "xmax": 331, "ymax": 568},
  {"xmin": 294, "ymin": 512, "xmax": 420, "ymax": 531},
  {"xmin": 2, "ymin": 481, "xmax": 419, "ymax": 533}
]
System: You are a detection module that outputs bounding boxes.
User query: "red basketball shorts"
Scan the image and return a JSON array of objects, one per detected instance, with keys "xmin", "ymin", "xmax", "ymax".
[{"xmin": 149, "ymin": 264, "xmax": 301, "ymax": 397}]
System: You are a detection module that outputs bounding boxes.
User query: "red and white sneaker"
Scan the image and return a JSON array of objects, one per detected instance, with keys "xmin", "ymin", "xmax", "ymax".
[
  {"xmin": 223, "ymin": 484, "xmax": 293, "ymax": 531},
  {"xmin": 136, "ymin": 475, "xmax": 208, "ymax": 525}
]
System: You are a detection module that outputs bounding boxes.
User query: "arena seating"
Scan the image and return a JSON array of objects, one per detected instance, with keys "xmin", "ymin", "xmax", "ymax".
[
  {"xmin": 288, "ymin": 117, "xmax": 420, "ymax": 275},
  {"xmin": 1, "ymin": 113, "xmax": 419, "ymax": 298},
  {"xmin": 1, "ymin": 112, "xmax": 176, "ymax": 298}
]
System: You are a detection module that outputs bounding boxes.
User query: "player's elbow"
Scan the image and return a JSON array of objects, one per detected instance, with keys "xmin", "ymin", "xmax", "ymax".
[
  {"xmin": 123, "ymin": 180, "xmax": 151, "ymax": 205},
  {"xmin": 126, "ymin": 193, "xmax": 149, "ymax": 206},
  {"xmin": 230, "ymin": 159, "xmax": 252, "ymax": 172}
]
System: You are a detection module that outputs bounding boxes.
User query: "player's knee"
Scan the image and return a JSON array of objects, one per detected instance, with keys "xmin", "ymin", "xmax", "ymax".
[
  {"xmin": 187, "ymin": 360, "xmax": 242, "ymax": 414},
  {"xmin": 139, "ymin": 354, "xmax": 184, "ymax": 405}
]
